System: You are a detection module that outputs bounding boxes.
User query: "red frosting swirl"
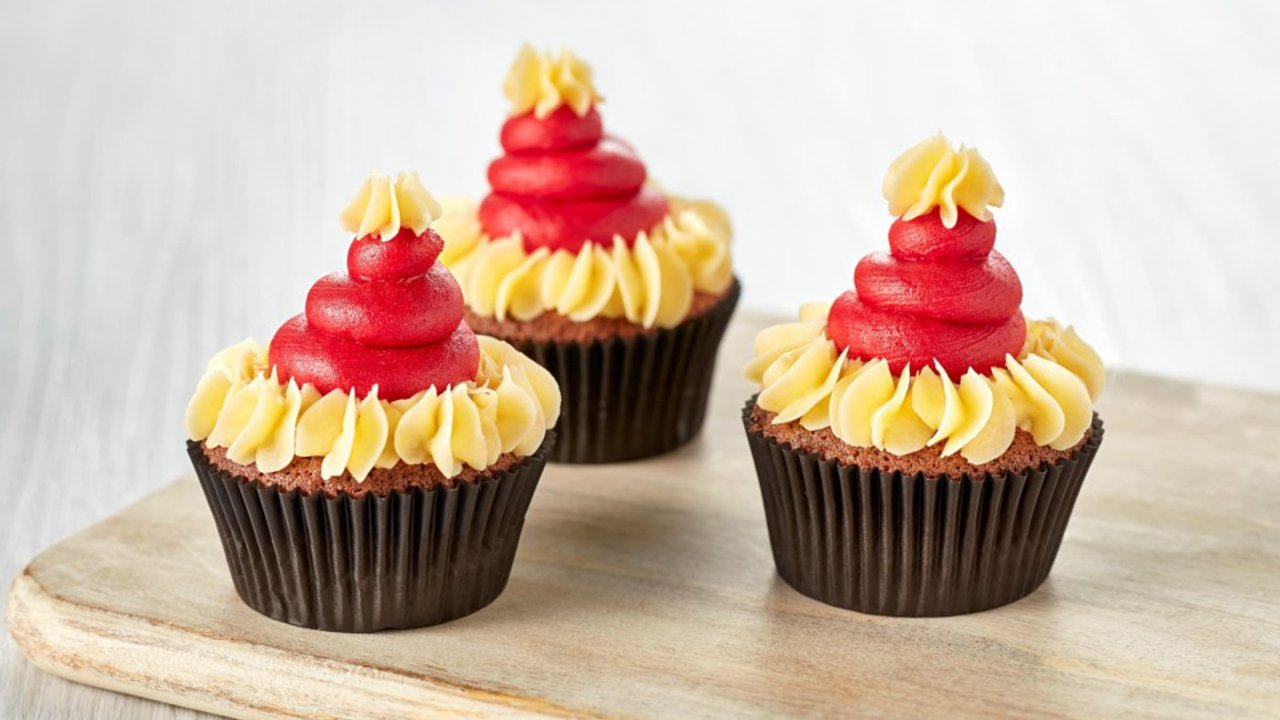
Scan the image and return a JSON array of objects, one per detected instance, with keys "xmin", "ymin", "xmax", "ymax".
[
  {"xmin": 827, "ymin": 209, "xmax": 1024, "ymax": 376},
  {"xmin": 269, "ymin": 227, "xmax": 479, "ymax": 400},
  {"xmin": 478, "ymin": 107, "xmax": 669, "ymax": 253}
]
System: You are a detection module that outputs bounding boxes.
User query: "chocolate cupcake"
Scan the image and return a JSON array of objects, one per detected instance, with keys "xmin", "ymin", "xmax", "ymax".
[
  {"xmin": 743, "ymin": 135, "xmax": 1105, "ymax": 616},
  {"xmin": 433, "ymin": 45, "xmax": 739, "ymax": 463},
  {"xmin": 184, "ymin": 172, "xmax": 561, "ymax": 632}
]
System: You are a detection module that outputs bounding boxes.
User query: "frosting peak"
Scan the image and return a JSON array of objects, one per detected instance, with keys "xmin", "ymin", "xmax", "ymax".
[
  {"xmin": 340, "ymin": 172, "xmax": 442, "ymax": 242},
  {"xmin": 504, "ymin": 44, "xmax": 601, "ymax": 119},
  {"xmin": 883, "ymin": 134, "xmax": 1004, "ymax": 228}
]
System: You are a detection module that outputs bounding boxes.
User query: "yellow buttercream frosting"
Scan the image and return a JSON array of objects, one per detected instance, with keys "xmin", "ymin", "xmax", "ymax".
[
  {"xmin": 432, "ymin": 195, "xmax": 734, "ymax": 329},
  {"xmin": 883, "ymin": 134, "xmax": 1004, "ymax": 228},
  {"xmin": 745, "ymin": 311, "xmax": 1102, "ymax": 465},
  {"xmin": 504, "ymin": 44, "xmax": 601, "ymax": 119},
  {"xmin": 340, "ymin": 171, "xmax": 443, "ymax": 242},
  {"xmin": 186, "ymin": 336, "xmax": 560, "ymax": 481}
]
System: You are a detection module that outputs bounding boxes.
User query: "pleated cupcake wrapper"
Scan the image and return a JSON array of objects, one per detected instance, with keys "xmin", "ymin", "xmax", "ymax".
[
  {"xmin": 508, "ymin": 280, "xmax": 741, "ymax": 464},
  {"xmin": 743, "ymin": 398, "xmax": 1104, "ymax": 617},
  {"xmin": 188, "ymin": 434, "xmax": 552, "ymax": 633}
]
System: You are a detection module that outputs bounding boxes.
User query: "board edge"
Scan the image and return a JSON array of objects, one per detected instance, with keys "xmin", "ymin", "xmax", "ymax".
[{"xmin": 4, "ymin": 492, "xmax": 599, "ymax": 720}]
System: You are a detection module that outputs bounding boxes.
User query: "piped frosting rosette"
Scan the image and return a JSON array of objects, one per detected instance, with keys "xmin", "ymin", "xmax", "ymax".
[
  {"xmin": 186, "ymin": 172, "xmax": 560, "ymax": 481},
  {"xmin": 747, "ymin": 136, "xmax": 1103, "ymax": 465},
  {"xmin": 432, "ymin": 45, "xmax": 734, "ymax": 330}
]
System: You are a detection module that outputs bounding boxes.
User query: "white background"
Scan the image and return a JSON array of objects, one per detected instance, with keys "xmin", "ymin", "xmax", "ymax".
[{"xmin": 2, "ymin": 1, "xmax": 1278, "ymax": 717}]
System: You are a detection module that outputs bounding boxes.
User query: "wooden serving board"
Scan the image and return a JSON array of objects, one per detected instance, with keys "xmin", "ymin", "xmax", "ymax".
[{"xmin": 7, "ymin": 316, "xmax": 1280, "ymax": 719}]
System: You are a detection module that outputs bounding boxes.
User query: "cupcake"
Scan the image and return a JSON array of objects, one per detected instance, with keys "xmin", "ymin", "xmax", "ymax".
[
  {"xmin": 184, "ymin": 172, "xmax": 561, "ymax": 632},
  {"xmin": 743, "ymin": 135, "xmax": 1105, "ymax": 616},
  {"xmin": 432, "ymin": 45, "xmax": 739, "ymax": 463}
]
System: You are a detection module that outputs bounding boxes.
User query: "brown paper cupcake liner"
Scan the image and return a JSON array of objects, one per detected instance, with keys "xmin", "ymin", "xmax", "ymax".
[
  {"xmin": 188, "ymin": 434, "xmax": 553, "ymax": 632},
  {"xmin": 507, "ymin": 279, "xmax": 740, "ymax": 463},
  {"xmin": 743, "ymin": 398, "xmax": 1103, "ymax": 616}
]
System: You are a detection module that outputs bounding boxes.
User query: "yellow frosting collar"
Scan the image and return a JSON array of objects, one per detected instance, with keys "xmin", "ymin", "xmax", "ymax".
[
  {"xmin": 340, "ymin": 171, "xmax": 442, "ymax": 242},
  {"xmin": 746, "ymin": 311, "xmax": 1103, "ymax": 465},
  {"xmin": 504, "ymin": 44, "xmax": 601, "ymax": 119},
  {"xmin": 883, "ymin": 134, "xmax": 1004, "ymax": 228},
  {"xmin": 186, "ymin": 336, "xmax": 560, "ymax": 481},
  {"xmin": 433, "ymin": 195, "xmax": 734, "ymax": 329}
]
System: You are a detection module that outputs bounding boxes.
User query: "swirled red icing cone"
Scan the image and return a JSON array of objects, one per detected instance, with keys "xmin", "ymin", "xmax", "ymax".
[
  {"xmin": 269, "ymin": 178, "xmax": 479, "ymax": 400},
  {"xmin": 828, "ymin": 137, "xmax": 1022, "ymax": 376},
  {"xmin": 478, "ymin": 54, "xmax": 668, "ymax": 253},
  {"xmin": 828, "ymin": 210, "xmax": 1024, "ymax": 376}
]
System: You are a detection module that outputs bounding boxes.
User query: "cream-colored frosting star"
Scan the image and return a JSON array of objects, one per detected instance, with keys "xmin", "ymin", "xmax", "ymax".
[
  {"xmin": 340, "ymin": 171, "xmax": 442, "ymax": 242},
  {"xmin": 883, "ymin": 134, "xmax": 1004, "ymax": 228},
  {"xmin": 504, "ymin": 44, "xmax": 602, "ymax": 119}
]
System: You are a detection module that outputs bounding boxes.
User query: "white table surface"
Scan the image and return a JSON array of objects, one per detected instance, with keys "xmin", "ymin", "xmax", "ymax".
[{"xmin": 3, "ymin": 1, "xmax": 1278, "ymax": 717}]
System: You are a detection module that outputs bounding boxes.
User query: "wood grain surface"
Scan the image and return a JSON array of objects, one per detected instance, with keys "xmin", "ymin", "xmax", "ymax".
[
  {"xmin": 4, "ymin": 2, "xmax": 1280, "ymax": 718},
  {"xmin": 7, "ymin": 313, "xmax": 1280, "ymax": 719}
]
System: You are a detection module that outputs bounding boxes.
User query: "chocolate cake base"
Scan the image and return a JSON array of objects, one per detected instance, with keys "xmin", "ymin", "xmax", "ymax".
[
  {"xmin": 747, "ymin": 404, "xmax": 1089, "ymax": 477},
  {"xmin": 201, "ymin": 444, "xmax": 525, "ymax": 498},
  {"xmin": 742, "ymin": 397, "xmax": 1104, "ymax": 617},
  {"xmin": 188, "ymin": 434, "xmax": 553, "ymax": 632},
  {"xmin": 475, "ymin": 279, "xmax": 740, "ymax": 464}
]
